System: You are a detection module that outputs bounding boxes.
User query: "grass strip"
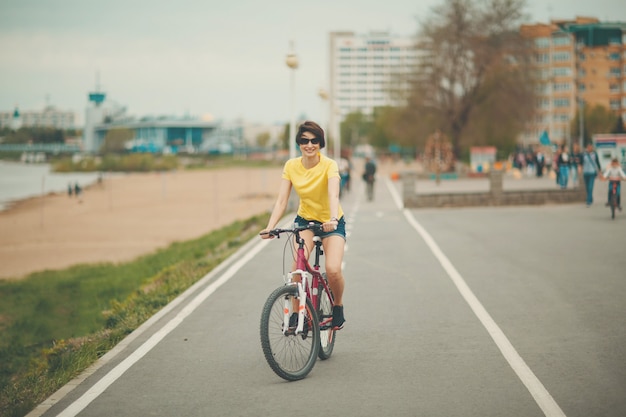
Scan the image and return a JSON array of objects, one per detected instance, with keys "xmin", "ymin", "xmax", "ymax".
[{"xmin": 0, "ymin": 212, "xmax": 269, "ymax": 417}]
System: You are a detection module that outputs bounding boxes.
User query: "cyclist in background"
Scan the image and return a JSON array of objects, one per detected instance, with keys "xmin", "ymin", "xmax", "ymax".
[
  {"xmin": 602, "ymin": 157, "xmax": 626, "ymax": 211},
  {"xmin": 260, "ymin": 120, "xmax": 346, "ymax": 329}
]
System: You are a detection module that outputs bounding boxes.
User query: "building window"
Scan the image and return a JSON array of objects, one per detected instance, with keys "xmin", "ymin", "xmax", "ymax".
[
  {"xmin": 553, "ymin": 82, "xmax": 571, "ymax": 91},
  {"xmin": 609, "ymin": 68, "xmax": 621, "ymax": 77},
  {"xmin": 552, "ymin": 67, "xmax": 572, "ymax": 77},
  {"xmin": 554, "ymin": 98, "xmax": 570, "ymax": 108},
  {"xmin": 579, "ymin": 53, "xmax": 586, "ymax": 61},
  {"xmin": 552, "ymin": 52, "xmax": 570, "ymax": 62},
  {"xmin": 578, "ymin": 83, "xmax": 586, "ymax": 92},
  {"xmin": 610, "ymin": 84, "xmax": 620, "ymax": 93},
  {"xmin": 535, "ymin": 53, "xmax": 549, "ymax": 63},
  {"xmin": 535, "ymin": 37, "xmax": 550, "ymax": 48},
  {"xmin": 552, "ymin": 36, "xmax": 571, "ymax": 46},
  {"xmin": 609, "ymin": 53, "xmax": 620, "ymax": 61},
  {"xmin": 610, "ymin": 99, "xmax": 620, "ymax": 110}
]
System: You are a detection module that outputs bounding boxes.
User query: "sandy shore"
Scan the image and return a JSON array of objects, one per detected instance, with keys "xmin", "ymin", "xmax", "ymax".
[{"xmin": 0, "ymin": 167, "xmax": 283, "ymax": 280}]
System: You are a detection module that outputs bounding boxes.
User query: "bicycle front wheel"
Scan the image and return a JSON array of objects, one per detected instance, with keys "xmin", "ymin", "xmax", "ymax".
[
  {"xmin": 611, "ymin": 193, "xmax": 617, "ymax": 219},
  {"xmin": 260, "ymin": 285, "xmax": 320, "ymax": 381},
  {"xmin": 317, "ymin": 274, "xmax": 336, "ymax": 360}
]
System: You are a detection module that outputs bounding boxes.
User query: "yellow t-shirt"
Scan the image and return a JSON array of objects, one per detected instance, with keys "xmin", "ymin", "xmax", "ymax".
[{"xmin": 282, "ymin": 153, "xmax": 344, "ymax": 222}]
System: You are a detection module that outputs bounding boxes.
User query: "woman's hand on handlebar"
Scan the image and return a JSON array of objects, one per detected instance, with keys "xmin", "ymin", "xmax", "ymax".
[
  {"xmin": 259, "ymin": 228, "xmax": 274, "ymax": 239},
  {"xmin": 322, "ymin": 219, "xmax": 338, "ymax": 233}
]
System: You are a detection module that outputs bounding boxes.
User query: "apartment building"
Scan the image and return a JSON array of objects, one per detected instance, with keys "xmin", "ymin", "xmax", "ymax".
[
  {"xmin": 328, "ymin": 31, "xmax": 420, "ymax": 120},
  {"xmin": 520, "ymin": 17, "xmax": 626, "ymax": 147},
  {"xmin": 0, "ymin": 106, "xmax": 76, "ymax": 130}
]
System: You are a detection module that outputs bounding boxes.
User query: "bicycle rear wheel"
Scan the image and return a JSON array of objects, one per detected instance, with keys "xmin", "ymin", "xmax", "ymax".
[
  {"xmin": 611, "ymin": 194, "xmax": 617, "ymax": 219},
  {"xmin": 317, "ymin": 274, "xmax": 336, "ymax": 360},
  {"xmin": 260, "ymin": 285, "xmax": 320, "ymax": 381}
]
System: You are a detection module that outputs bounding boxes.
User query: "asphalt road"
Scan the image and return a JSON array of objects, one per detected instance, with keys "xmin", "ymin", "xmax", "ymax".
[{"xmin": 35, "ymin": 175, "xmax": 626, "ymax": 417}]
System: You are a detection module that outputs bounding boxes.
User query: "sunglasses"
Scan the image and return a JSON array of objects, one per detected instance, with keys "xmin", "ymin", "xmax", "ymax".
[{"xmin": 297, "ymin": 137, "xmax": 321, "ymax": 145}]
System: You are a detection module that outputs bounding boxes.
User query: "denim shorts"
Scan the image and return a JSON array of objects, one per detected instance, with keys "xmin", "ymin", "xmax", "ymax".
[{"xmin": 294, "ymin": 215, "xmax": 346, "ymax": 240}]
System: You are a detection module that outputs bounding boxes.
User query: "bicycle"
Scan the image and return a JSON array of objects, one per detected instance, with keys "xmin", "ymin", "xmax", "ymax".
[
  {"xmin": 608, "ymin": 179, "xmax": 621, "ymax": 219},
  {"xmin": 259, "ymin": 223, "xmax": 337, "ymax": 381}
]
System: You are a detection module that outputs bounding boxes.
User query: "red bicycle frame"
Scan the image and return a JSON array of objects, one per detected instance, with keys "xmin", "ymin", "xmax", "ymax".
[{"xmin": 290, "ymin": 229, "xmax": 335, "ymax": 331}]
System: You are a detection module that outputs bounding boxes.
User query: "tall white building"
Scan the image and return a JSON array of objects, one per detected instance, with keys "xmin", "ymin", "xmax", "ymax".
[{"xmin": 329, "ymin": 31, "xmax": 419, "ymax": 119}]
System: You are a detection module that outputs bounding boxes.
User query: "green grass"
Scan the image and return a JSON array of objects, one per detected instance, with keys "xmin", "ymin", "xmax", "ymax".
[{"xmin": 0, "ymin": 212, "xmax": 270, "ymax": 417}]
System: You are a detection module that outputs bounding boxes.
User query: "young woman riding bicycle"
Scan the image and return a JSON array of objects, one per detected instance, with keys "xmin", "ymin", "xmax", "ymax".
[{"xmin": 260, "ymin": 120, "xmax": 346, "ymax": 329}]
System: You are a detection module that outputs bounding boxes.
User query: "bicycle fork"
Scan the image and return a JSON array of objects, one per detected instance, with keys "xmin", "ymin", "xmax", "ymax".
[{"xmin": 283, "ymin": 270, "xmax": 311, "ymax": 335}]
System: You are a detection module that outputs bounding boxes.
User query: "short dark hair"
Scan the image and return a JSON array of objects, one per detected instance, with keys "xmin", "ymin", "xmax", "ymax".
[{"xmin": 296, "ymin": 120, "xmax": 325, "ymax": 149}]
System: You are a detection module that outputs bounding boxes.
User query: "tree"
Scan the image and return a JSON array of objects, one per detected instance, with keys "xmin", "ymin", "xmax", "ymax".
[
  {"xmin": 340, "ymin": 111, "xmax": 372, "ymax": 149},
  {"xmin": 101, "ymin": 128, "xmax": 134, "ymax": 154},
  {"xmin": 400, "ymin": 0, "xmax": 534, "ymax": 160},
  {"xmin": 1, "ymin": 127, "xmax": 65, "ymax": 144},
  {"xmin": 571, "ymin": 104, "xmax": 620, "ymax": 145},
  {"xmin": 612, "ymin": 116, "xmax": 625, "ymax": 134},
  {"xmin": 256, "ymin": 131, "xmax": 271, "ymax": 148}
]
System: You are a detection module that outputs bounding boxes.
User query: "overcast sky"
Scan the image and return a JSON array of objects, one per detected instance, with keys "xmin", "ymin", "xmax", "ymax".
[{"xmin": 0, "ymin": 0, "xmax": 624, "ymax": 126}]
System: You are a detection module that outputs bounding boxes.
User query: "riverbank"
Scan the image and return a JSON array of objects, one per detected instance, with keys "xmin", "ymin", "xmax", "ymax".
[{"xmin": 0, "ymin": 167, "xmax": 282, "ymax": 280}]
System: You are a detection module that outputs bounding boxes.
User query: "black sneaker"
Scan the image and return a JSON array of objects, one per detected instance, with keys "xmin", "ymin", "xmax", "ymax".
[{"xmin": 332, "ymin": 305, "xmax": 345, "ymax": 329}]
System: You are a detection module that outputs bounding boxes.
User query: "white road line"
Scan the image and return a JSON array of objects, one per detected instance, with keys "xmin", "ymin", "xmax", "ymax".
[
  {"xmin": 54, "ymin": 235, "xmax": 274, "ymax": 417},
  {"xmin": 386, "ymin": 179, "xmax": 566, "ymax": 417}
]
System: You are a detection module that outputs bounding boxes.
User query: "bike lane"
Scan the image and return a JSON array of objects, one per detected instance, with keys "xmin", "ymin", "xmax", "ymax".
[{"xmin": 38, "ymin": 174, "xmax": 568, "ymax": 417}]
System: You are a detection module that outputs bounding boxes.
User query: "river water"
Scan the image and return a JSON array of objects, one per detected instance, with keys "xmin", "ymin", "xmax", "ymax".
[{"xmin": 0, "ymin": 161, "xmax": 101, "ymax": 211}]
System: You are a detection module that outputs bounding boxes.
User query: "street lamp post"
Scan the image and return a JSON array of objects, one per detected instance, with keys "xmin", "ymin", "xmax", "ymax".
[
  {"xmin": 318, "ymin": 88, "xmax": 329, "ymax": 155},
  {"xmin": 286, "ymin": 42, "xmax": 299, "ymax": 159}
]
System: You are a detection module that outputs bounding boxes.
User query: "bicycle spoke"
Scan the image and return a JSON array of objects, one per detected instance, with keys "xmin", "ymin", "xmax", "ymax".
[{"xmin": 260, "ymin": 286, "xmax": 320, "ymax": 380}]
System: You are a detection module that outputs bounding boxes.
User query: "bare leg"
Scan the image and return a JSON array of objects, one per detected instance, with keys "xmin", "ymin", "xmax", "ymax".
[{"xmin": 322, "ymin": 235, "xmax": 345, "ymax": 305}]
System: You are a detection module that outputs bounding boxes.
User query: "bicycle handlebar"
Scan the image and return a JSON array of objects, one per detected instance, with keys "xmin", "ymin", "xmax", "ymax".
[{"xmin": 260, "ymin": 222, "xmax": 323, "ymax": 238}]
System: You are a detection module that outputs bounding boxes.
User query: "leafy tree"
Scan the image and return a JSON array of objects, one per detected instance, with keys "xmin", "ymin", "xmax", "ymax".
[
  {"xmin": 101, "ymin": 128, "xmax": 134, "ymax": 154},
  {"xmin": 612, "ymin": 116, "xmax": 625, "ymax": 134},
  {"xmin": 399, "ymin": 0, "xmax": 534, "ymax": 160},
  {"xmin": 369, "ymin": 106, "xmax": 400, "ymax": 150},
  {"xmin": 1, "ymin": 127, "xmax": 65, "ymax": 144},
  {"xmin": 570, "ymin": 104, "xmax": 620, "ymax": 144},
  {"xmin": 256, "ymin": 131, "xmax": 271, "ymax": 148},
  {"xmin": 340, "ymin": 111, "xmax": 372, "ymax": 149}
]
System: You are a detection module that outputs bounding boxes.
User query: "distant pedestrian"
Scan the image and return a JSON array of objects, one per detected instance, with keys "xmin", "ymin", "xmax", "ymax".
[
  {"xmin": 534, "ymin": 150, "xmax": 545, "ymax": 177},
  {"xmin": 553, "ymin": 148, "xmax": 561, "ymax": 185},
  {"xmin": 363, "ymin": 156, "xmax": 376, "ymax": 201},
  {"xmin": 339, "ymin": 156, "xmax": 351, "ymax": 197},
  {"xmin": 556, "ymin": 145, "xmax": 570, "ymax": 189},
  {"xmin": 68, "ymin": 182, "xmax": 73, "ymax": 197},
  {"xmin": 74, "ymin": 182, "xmax": 82, "ymax": 203},
  {"xmin": 570, "ymin": 143, "xmax": 582, "ymax": 187},
  {"xmin": 581, "ymin": 143, "xmax": 602, "ymax": 206},
  {"xmin": 525, "ymin": 152, "xmax": 535, "ymax": 176}
]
